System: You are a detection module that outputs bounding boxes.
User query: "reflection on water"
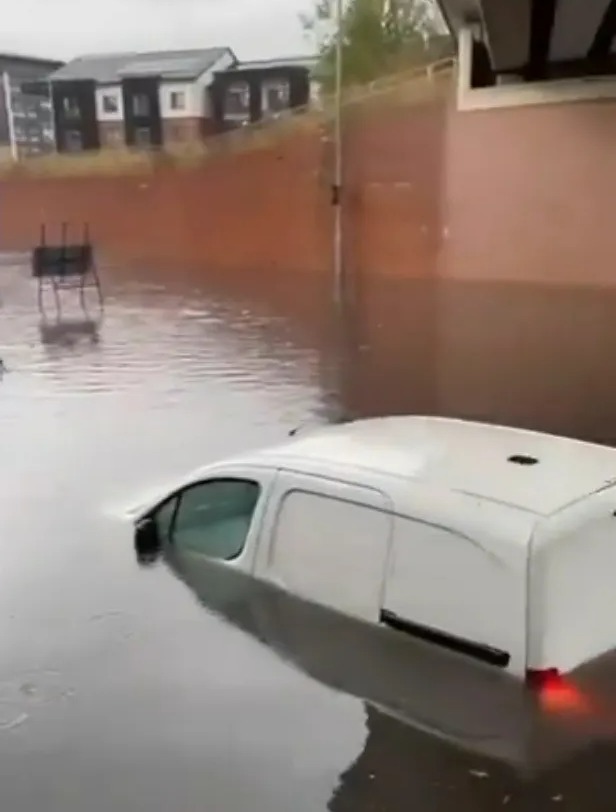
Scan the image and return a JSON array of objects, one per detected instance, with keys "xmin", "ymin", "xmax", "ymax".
[
  {"xmin": 0, "ymin": 255, "xmax": 615, "ymax": 810},
  {"xmin": 39, "ymin": 317, "xmax": 101, "ymax": 348},
  {"xmin": 161, "ymin": 544, "xmax": 616, "ymax": 810},
  {"xmin": 336, "ymin": 275, "xmax": 616, "ymax": 443}
]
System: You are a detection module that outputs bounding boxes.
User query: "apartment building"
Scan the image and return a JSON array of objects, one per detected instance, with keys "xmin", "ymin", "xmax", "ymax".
[
  {"xmin": 48, "ymin": 47, "xmax": 237, "ymax": 152},
  {"xmin": 46, "ymin": 48, "xmax": 321, "ymax": 152},
  {"xmin": 210, "ymin": 56, "xmax": 319, "ymax": 130},
  {"xmin": 0, "ymin": 52, "xmax": 64, "ymax": 158}
]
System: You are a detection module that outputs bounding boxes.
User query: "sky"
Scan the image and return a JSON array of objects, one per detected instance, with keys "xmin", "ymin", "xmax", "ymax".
[{"xmin": 0, "ymin": 0, "xmax": 316, "ymax": 63}]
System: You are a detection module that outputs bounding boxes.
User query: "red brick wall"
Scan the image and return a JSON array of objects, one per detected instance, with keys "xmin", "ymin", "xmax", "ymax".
[
  {"xmin": 0, "ymin": 131, "xmax": 330, "ymax": 273},
  {"xmin": 6, "ymin": 90, "xmax": 616, "ymax": 442},
  {"xmin": 343, "ymin": 98, "xmax": 447, "ymax": 284},
  {"xmin": 0, "ymin": 98, "xmax": 447, "ymax": 280},
  {"xmin": 4, "ymin": 90, "xmax": 616, "ymax": 289}
]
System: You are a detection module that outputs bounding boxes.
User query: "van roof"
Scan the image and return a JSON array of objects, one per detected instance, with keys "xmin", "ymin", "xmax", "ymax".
[{"xmin": 257, "ymin": 416, "xmax": 616, "ymax": 516}]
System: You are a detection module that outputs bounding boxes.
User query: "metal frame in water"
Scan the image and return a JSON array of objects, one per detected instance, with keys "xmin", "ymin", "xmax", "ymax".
[{"xmin": 31, "ymin": 222, "xmax": 104, "ymax": 319}]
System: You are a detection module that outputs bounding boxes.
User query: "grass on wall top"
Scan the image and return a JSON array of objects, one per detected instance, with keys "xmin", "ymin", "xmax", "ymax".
[{"xmin": 0, "ymin": 59, "xmax": 455, "ymax": 180}]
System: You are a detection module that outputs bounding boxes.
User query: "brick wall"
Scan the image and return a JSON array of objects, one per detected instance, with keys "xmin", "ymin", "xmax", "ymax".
[
  {"xmin": 0, "ymin": 96, "xmax": 446, "ymax": 279},
  {"xmin": 5, "ymin": 86, "xmax": 616, "ymax": 442},
  {"xmin": 0, "ymin": 129, "xmax": 332, "ymax": 273},
  {"xmin": 162, "ymin": 116, "xmax": 215, "ymax": 145},
  {"xmin": 99, "ymin": 121, "xmax": 125, "ymax": 149},
  {"xmin": 3, "ymin": 83, "xmax": 616, "ymax": 289}
]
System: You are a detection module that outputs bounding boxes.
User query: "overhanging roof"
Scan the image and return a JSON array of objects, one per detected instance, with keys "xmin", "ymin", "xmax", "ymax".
[{"xmin": 437, "ymin": 0, "xmax": 616, "ymax": 75}]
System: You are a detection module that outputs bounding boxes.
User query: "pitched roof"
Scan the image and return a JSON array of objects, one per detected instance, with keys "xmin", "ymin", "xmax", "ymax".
[
  {"xmin": 230, "ymin": 55, "xmax": 319, "ymax": 73},
  {"xmin": 48, "ymin": 47, "xmax": 234, "ymax": 84},
  {"xmin": 0, "ymin": 52, "xmax": 63, "ymax": 70}
]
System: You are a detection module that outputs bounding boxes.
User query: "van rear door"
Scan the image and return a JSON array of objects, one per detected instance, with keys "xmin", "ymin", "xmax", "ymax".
[{"xmin": 257, "ymin": 472, "xmax": 393, "ymax": 623}]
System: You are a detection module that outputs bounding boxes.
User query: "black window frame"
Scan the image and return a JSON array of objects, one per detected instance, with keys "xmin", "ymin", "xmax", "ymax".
[
  {"xmin": 262, "ymin": 79, "xmax": 291, "ymax": 113},
  {"xmin": 169, "ymin": 90, "xmax": 186, "ymax": 111},
  {"xmin": 62, "ymin": 96, "xmax": 81, "ymax": 119},
  {"xmin": 102, "ymin": 93, "xmax": 119, "ymax": 114},
  {"xmin": 224, "ymin": 81, "xmax": 250, "ymax": 116},
  {"xmin": 149, "ymin": 477, "xmax": 262, "ymax": 562},
  {"xmin": 132, "ymin": 93, "xmax": 150, "ymax": 117}
]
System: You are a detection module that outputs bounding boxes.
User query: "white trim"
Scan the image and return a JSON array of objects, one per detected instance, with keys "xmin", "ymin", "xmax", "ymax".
[
  {"xmin": 95, "ymin": 85, "xmax": 124, "ymax": 122},
  {"xmin": 457, "ymin": 26, "xmax": 616, "ymax": 112}
]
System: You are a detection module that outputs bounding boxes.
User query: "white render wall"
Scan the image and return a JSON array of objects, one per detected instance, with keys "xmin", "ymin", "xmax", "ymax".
[{"xmin": 159, "ymin": 81, "xmax": 203, "ymax": 118}]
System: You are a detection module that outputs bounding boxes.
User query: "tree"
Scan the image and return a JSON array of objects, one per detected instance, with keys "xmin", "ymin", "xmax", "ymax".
[{"xmin": 301, "ymin": 0, "xmax": 452, "ymax": 91}]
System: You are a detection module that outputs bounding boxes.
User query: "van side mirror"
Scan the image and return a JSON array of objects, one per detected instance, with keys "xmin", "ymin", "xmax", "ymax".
[{"xmin": 134, "ymin": 516, "xmax": 162, "ymax": 566}]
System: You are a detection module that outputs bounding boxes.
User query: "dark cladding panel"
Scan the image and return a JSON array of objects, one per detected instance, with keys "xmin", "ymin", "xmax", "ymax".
[
  {"xmin": 210, "ymin": 64, "xmax": 311, "ymax": 132},
  {"xmin": 121, "ymin": 76, "xmax": 162, "ymax": 148},
  {"xmin": 52, "ymin": 79, "xmax": 99, "ymax": 152}
]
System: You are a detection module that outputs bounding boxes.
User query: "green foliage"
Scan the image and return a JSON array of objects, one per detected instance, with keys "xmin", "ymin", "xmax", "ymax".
[{"xmin": 302, "ymin": 0, "xmax": 453, "ymax": 90}]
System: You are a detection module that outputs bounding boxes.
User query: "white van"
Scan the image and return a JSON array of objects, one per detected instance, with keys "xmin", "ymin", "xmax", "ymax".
[{"xmin": 132, "ymin": 415, "xmax": 616, "ymax": 686}]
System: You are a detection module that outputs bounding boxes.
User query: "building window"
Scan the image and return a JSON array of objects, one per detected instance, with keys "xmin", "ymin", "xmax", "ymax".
[
  {"xmin": 134, "ymin": 127, "xmax": 152, "ymax": 148},
  {"xmin": 64, "ymin": 130, "xmax": 83, "ymax": 152},
  {"xmin": 224, "ymin": 81, "xmax": 250, "ymax": 117},
  {"xmin": 169, "ymin": 90, "xmax": 186, "ymax": 111},
  {"xmin": 262, "ymin": 79, "xmax": 291, "ymax": 114},
  {"xmin": 132, "ymin": 93, "xmax": 150, "ymax": 117},
  {"xmin": 62, "ymin": 96, "xmax": 80, "ymax": 119},
  {"xmin": 102, "ymin": 93, "xmax": 118, "ymax": 114}
]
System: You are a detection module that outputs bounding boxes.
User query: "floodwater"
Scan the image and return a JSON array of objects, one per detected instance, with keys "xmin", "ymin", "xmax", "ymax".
[{"xmin": 0, "ymin": 255, "xmax": 615, "ymax": 811}]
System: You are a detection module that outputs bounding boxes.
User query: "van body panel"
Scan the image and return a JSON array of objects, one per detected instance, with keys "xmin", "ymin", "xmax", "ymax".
[
  {"xmin": 128, "ymin": 416, "xmax": 616, "ymax": 680},
  {"xmin": 381, "ymin": 496, "xmax": 532, "ymax": 677},
  {"xmin": 527, "ymin": 485, "xmax": 616, "ymax": 674},
  {"xmin": 256, "ymin": 471, "xmax": 394, "ymax": 623}
]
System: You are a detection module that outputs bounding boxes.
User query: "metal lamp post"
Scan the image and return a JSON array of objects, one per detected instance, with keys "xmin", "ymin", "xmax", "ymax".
[{"xmin": 333, "ymin": 0, "xmax": 344, "ymax": 305}]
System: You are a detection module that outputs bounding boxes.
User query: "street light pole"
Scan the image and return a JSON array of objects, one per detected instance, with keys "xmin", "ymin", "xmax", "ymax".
[{"xmin": 333, "ymin": 0, "xmax": 344, "ymax": 305}]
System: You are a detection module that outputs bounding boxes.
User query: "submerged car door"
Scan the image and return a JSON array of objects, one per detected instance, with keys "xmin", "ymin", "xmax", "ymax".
[{"xmin": 256, "ymin": 471, "xmax": 394, "ymax": 623}]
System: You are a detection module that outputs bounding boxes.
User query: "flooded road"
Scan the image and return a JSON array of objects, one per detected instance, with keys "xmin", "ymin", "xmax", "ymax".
[{"xmin": 0, "ymin": 255, "xmax": 614, "ymax": 811}]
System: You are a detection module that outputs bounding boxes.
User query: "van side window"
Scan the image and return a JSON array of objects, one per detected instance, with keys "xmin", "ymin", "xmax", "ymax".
[{"xmin": 171, "ymin": 479, "xmax": 261, "ymax": 561}]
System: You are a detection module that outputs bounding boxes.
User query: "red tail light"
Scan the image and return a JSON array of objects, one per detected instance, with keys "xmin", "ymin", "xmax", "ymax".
[{"xmin": 526, "ymin": 668, "xmax": 591, "ymax": 714}]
